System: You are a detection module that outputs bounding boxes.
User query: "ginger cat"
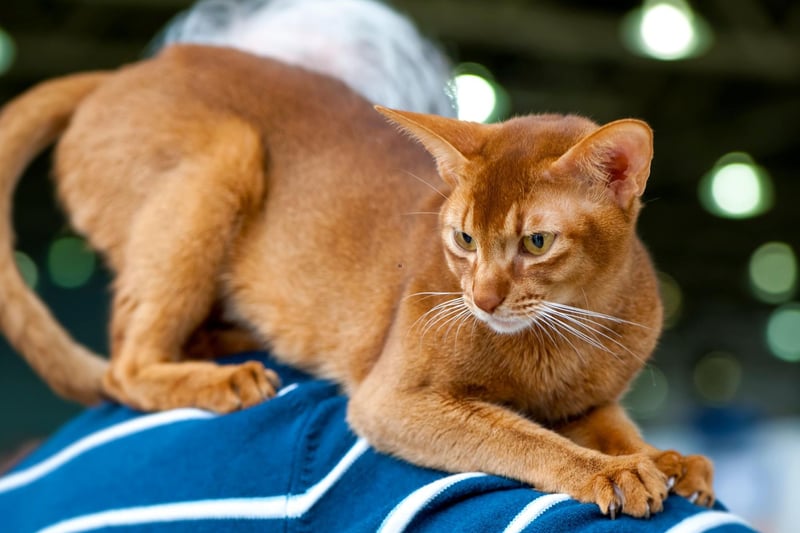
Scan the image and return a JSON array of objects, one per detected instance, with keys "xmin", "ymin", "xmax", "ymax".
[{"xmin": 0, "ymin": 44, "xmax": 713, "ymax": 518}]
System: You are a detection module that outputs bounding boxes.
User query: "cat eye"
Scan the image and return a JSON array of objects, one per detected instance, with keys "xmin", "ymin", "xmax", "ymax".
[
  {"xmin": 453, "ymin": 231, "xmax": 477, "ymax": 251},
  {"xmin": 522, "ymin": 232, "xmax": 555, "ymax": 255}
]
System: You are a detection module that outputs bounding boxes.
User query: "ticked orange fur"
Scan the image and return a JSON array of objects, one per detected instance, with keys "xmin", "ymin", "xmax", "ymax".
[{"xmin": 0, "ymin": 44, "xmax": 713, "ymax": 517}]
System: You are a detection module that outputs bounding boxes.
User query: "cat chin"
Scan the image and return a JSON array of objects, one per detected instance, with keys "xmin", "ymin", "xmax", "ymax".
[{"xmin": 478, "ymin": 315, "xmax": 530, "ymax": 335}]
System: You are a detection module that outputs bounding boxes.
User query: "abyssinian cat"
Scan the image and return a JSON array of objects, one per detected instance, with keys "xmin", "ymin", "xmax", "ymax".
[{"xmin": 0, "ymin": 44, "xmax": 713, "ymax": 518}]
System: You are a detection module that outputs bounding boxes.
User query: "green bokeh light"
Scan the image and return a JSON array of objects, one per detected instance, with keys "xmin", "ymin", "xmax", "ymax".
[
  {"xmin": 47, "ymin": 237, "xmax": 96, "ymax": 289},
  {"xmin": 0, "ymin": 27, "xmax": 16, "ymax": 75},
  {"xmin": 766, "ymin": 303, "xmax": 800, "ymax": 363},
  {"xmin": 14, "ymin": 251, "xmax": 38, "ymax": 289},
  {"xmin": 693, "ymin": 351, "xmax": 742, "ymax": 405},
  {"xmin": 749, "ymin": 242, "xmax": 797, "ymax": 304}
]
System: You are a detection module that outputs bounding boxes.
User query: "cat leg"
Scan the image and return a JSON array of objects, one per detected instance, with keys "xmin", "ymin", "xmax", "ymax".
[
  {"xmin": 103, "ymin": 118, "xmax": 279, "ymax": 412},
  {"xmin": 182, "ymin": 303, "xmax": 264, "ymax": 360},
  {"xmin": 555, "ymin": 403, "xmax": 714, "ymax": 507},
  {"xmin": 183, "ymin": 325, "xmax": 263, "ymax": 360},
  {"xmin": 348, "ymin": 365, "xmax": 670, "ymax": 519}
]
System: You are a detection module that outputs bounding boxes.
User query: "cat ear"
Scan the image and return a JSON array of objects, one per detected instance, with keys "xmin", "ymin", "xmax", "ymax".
[
  {"xmin": 375, "ymin": 106, "xmax": 482, "ymax": 187},
  {"xmin": 552, "ymin": 119, "xmax": 653, "ymax": 209}
]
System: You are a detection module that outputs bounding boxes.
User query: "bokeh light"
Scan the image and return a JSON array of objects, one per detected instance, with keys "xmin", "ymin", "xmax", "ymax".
[
  {"xmin": 621, "ymin": 0, "xmax": 712, "ymax": 61},
  {"xmin": 0, "ymin": 27, "xmax": 16, "ymax": 75},
  {"xmin": 698, "ymin": 152, "xmax": 774, "ymax": 219},
  {"xmin": 625, "ymin": 365, "xmax": 669, "ymax": 419},
  {"xmin": 749, "ymin": 242, "xmax": 797, "ymax": 304},
  {"xmin": 14, "ymin": 251, "xmax": 38, "ymax": 289},
  {"xmin": 658, "ymin": 271, "xmax": 683, "ymax": 328},
  {"xmin": 766, "ymin": 303, "xmax": 800, "ymax": 362},
  {"xmin": 47, "ymin": 236, "xmax": 96, "ymax": 289},
  {"xmin": 693, "ymin": 351, "xmax": 742, "ymax": 405},
  {"xmin": 452, "ymin": 63, "xmax": 508, "ymax": 123}
]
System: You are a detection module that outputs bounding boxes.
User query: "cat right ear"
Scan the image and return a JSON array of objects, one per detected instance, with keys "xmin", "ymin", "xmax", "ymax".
[
  {"xmin": 552, "ymin": 119, "xmax": 654, "ymax": 210},
  {"xmin": 375, "ymin": 106, "xmax": 482, "ymax": 187}
]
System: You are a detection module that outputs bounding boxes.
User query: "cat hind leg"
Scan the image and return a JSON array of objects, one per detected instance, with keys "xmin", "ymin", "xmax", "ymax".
[{"xmin": 103, "ymin": 117, "xmax": 279, "ymax": 412}]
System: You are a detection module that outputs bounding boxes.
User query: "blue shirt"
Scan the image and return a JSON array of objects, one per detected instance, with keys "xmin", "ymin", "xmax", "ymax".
[{"xmin": 0, "ymin": 353, "xmax": 756, "ymax": 532}]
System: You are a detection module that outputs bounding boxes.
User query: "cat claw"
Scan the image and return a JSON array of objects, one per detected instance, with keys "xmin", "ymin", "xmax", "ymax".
[
  {"xmin": 689, "ymin": 491, "xmax": 699, "ymax": 504},
  {"xmin": 667, "ymin": 476, "xmax": 676, "ymax": 490},
  {"xmin": 608, "ymin": 502, "xmax": 618, "ymax": 520},
  {"xmin": 607, "ymin": 482, "xmax": 625, "ymax": 519}
]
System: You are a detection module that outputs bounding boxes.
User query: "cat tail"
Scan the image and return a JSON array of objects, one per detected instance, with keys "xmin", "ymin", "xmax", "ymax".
[{"xmin": 0, "ymin": 72, "xmax": 111, "ymax": 405}]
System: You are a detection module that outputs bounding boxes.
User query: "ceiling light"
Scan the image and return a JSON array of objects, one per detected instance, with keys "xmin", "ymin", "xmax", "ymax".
[
  {"xmin": 621, "ymin": 0, "xmax": 712, "ymax": 61},
  {"xmin": 698, "ymin": 152, "xmax": 774, "ymax": 219},
  {"xmin": 452, "ymin": 63, "xmax": 508, "ymax": 123}
]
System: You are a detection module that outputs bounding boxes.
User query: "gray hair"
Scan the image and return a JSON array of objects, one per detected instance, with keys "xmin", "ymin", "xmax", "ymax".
[{"xmin": 151, "ymin": 0, "xmax": 456, "ymax": 116}]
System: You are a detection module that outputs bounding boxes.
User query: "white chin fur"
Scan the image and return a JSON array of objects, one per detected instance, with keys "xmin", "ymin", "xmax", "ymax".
[
  {"xmin": 471, "ymin": 309, "xmax": 529, "ymax": 334},
  {"xmin": 486, "ymin": 319, "xmax": 529, "ymax": 335}
]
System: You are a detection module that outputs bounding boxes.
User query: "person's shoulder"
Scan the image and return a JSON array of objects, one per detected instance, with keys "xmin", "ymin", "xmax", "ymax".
[{"xmin": 0, "ymin": 353, "xmax": 756, "ymax": 532}]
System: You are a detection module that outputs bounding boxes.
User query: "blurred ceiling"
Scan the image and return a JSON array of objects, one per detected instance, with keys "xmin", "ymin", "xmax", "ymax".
[
  {"xmin": 0, "ymin": 0, "xmax": 797, "ymax": 421},
  {"xmin": 0, "ymin": 0, "xmax": 797, "ymax": 296}
]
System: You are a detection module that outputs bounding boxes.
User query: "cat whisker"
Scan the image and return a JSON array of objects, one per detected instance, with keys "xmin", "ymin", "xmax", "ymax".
[
  {"xmin": 455, "ymin": 310, "xmax": 475, "ymax": 342},
  {"xmin": 540, "ymin": 305, "xmax": 647, "ymax": 364},
  {"xmin": 543, "ymin": 301, "xmax": 649, "ymax": 329},
  {"xmin": 410, "ymin": 297, "xmax": 464, "ymax": 338},
  {"xmin": 418, "ymin": 298, "xmax": 468, "ymax": 341},
  {"xmin": 403, "ymin": 170, "xmax": 447, "ymax": 199},
  {"xmin": 539, "ymin": 303, "xmax": 622, "ymax": 338},
  {"xmin": 442, "ymin": 307, "xmax": 474, "ymax": 341},
  {"xmin": 426, "ymin": 306, "xmax": 469, "ymax": 343},
  {"xmin": 525, "ymin": 314, "xmax": 548, "ymax": 348},
  {"xmin": 409, "ymin": 293, "xmax": 462, "ymax": 329},
  {"xmin": 523, "ymin": 310, "xmax": 559, "ymax": 347},
  {"xmin": 417, "ymin": 300, "xmax": 464, "ymax": 333},
  {"xmin": 533, "ymin": 312, "xmax": 588, "ymax": 366},
  {"xmin": 541, "ymin": 310, "xmax": 609, "ymax": 353},
  {"xmin": 405, "ymin": 291, "xmax": 462, "ymax": 301},
  {"xmin": 402, "ymin": 211, "xmax": 441, "ymax": 216}
]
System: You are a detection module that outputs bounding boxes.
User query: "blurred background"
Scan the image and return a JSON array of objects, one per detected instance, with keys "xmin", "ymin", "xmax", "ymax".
[{"xmin": 0, "ymin": 0, "xmax": 797, "ymax": 531}]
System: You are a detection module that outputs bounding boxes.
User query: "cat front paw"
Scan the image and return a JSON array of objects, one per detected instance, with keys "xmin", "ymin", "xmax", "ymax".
[
  {"xmin": 579, "ymin": 454, "xmax": 669, "ymax": 519},
  {"xmin": 651, "ymin": 450, "xmax": 715, "ymax": 507}
]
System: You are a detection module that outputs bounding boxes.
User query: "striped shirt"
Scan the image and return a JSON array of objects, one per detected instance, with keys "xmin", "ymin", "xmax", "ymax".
[{"xmin": 0, "ymin": 353, "xmax": 755, "ymax": 532}]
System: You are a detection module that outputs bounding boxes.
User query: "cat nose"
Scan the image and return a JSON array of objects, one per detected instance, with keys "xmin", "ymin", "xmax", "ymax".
[{"xmin": 474, "ymin": 292, "xmax": 505, "ymax": 314}]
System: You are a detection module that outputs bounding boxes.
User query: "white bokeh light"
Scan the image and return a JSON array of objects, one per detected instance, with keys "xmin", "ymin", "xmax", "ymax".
[
  {"xmin": 454, "ymin": 74, "xmax": 497, "ymax": 123},
  {"xmin": 639, "ymin": 2, "xmax": 696, "ymax": 60},
  {"xmin": 699, "ymin": 153, "xmax": 773, "ymax": 220},
  {"xmin": 710, "ymin": 163, "xmax": 762, "ymax": 216},
  {"xmin": 621, "ymin": 0, "xmax": 712, "ymax": 61}
]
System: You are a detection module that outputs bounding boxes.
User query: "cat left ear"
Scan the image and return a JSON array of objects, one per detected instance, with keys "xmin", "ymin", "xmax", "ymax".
[
  {"xmin": 375, "ymin": 106, "xmax": 482, "ymax": 187},
  {"xmin": 553, "ymin": 119, "xmax": 654, "ymax": 210}
]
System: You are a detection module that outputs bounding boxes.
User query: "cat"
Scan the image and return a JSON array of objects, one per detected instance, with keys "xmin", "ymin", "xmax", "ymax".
[{"xmin": 0, "ymin": 44, "xmax": 713, "ymax": 518}]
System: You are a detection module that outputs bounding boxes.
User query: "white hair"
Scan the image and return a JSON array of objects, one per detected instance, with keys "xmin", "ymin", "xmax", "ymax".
[{"xmin": 151, "ymin": 0, "xmax": 457, "ymax": 116}]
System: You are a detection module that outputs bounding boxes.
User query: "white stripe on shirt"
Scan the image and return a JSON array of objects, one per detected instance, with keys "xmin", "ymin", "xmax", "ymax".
[
  {"xmin": 37, "ymin": 438, "xmax": 369, "ymax": 533},
  {"xmin": 378, "ymin": 472, "xmax": 486, "ymax": 533},
  {"xmin": 502, "ymin": 493, "xmax": 572, "ymax": 533},
  {"xmin": 0, "ymin": 408, "xmax": 215, "ymax": 494},
  {"xmin": 664, "ymin": 510, "xmax": 752, "ymax": 533}
]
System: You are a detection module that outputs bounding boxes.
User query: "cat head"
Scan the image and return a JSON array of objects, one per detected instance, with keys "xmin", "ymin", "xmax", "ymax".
[{"xmin": 377, "ymin": 107, "xmax": 654, "ymax": 334}]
